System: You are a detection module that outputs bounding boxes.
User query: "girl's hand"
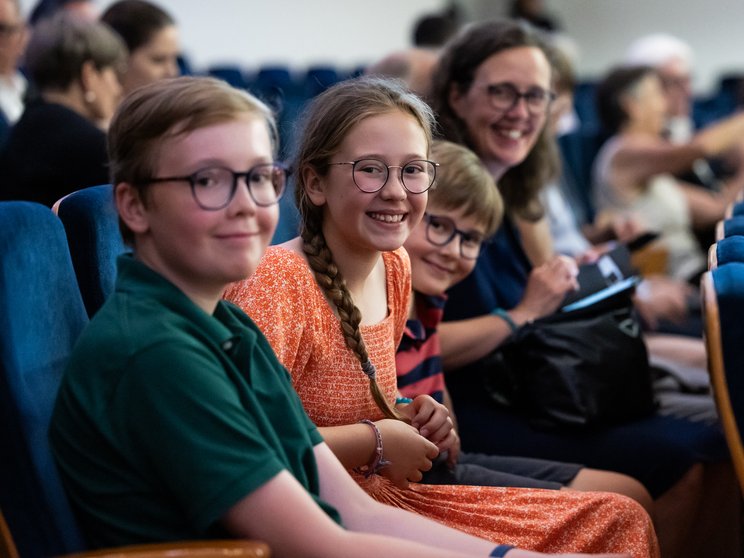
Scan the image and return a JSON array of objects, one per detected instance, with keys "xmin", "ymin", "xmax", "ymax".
[
  {"xmin": 408, "ymin": 394, "xmax": 459, "ymax": 458},
  {"xmin": 375, "ymin": 419, "xmax": 439, "ymax": 489}
]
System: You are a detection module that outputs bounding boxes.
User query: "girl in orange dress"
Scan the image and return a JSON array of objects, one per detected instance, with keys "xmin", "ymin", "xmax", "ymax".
[{"xmin": 225, "ymin": 76, "xmax": 658, "ymax": 558}]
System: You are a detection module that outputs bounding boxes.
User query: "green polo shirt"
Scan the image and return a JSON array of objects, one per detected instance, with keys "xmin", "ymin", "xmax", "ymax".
[{"xmin": 50, "ymin": 255, "xmax": 341, "ymax": 549}]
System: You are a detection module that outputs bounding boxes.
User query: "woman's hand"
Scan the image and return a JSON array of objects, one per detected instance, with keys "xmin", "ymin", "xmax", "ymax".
[
  {"xmin": 511, "ymin": 255, "xmax": 579, "ymax": 323},
  {"xmin": 375, "ymin": 418, "xmax": 439, "ymax": 489}
]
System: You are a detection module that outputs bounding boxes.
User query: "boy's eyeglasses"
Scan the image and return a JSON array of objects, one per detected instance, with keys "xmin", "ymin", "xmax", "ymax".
[
  {"xmin": 424, "ymin": 213, "xmax": 484, "ymax": 260},
  {"xmin": 144, "ymin": 163, "xmax": 288, "ymax": 210},
  {"xmin": 327, "ymin": 158, "xmax": 438, "ymax": 194}
]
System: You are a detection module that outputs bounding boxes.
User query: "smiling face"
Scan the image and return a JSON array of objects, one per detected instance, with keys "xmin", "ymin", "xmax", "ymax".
[
  {"xmin": 121, "ymin": 115, "xmax": 278, "ymax": 305},
  {"xmin": 404, "ymin": 203, "xmax": 486, "ymax": 296},
  {"xmin": 121, "ymin": 24, "xmax": 180, "ymax": 93},
  {"xmin": 305, "ymin": 110, "xmax": 429, "ymax": 259},
  {"xmin": 449, "ymin": 46, "xmax": 552, "ymax": 178}
]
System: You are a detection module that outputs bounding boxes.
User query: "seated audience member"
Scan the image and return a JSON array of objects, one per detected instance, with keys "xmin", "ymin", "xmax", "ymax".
[
  {"xmin": 398, "ymin": 139, "xmax": 652, "ymax": 510},
  {"xmin": 430, "ymin": 19, "xmax": 739, "ymax": 558},
  {"xmin": 623, "ymin": 33, "xmax": 695, "ymax": 144},
  {"xmin": 592, "ymin": 65, "xmax": 744, "ymax": 284},
  {"xmin": 225, "ymin": 76, "xmax": 657, "ymax": 557},
  {"xmin": 364, "ymin": 48, "xmax": 439, "ymax": 98},
  {"xmin": 0, "ymin": 0, "xmax": 27, "ymax": 124},
  {"xmin": 0, "ymin": 13, "xmax": 125, "ymax": 206},
  {"xmin": 100, "ymin": 0, "xmax": 180, "ymax": 95},
  {"xmin": 411, "ymin": 9, "xmax": 459, "ymax": 48},
  {"xmin": 545, "ymin": 41, "xmax": 700, "ymax": 338},
  {"xmin": 29, "ymin": 0, "xmax": 97, "ymax": 24},
  {"xmin": 50, "ymin": 75, "xmax": 632, "ymax": 558}
]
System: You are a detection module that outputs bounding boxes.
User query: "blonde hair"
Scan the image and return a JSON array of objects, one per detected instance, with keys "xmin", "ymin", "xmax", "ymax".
[
  {"xmin": 429, "ymin": 140, "xmax": 503, "ymax": 237},
  {"xmin": 293, "ymin": 76, "xmax": 435, "ymax": 420}
]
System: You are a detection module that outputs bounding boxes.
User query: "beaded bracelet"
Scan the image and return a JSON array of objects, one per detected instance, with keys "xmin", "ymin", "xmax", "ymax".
[{"xmin": 353, "ymin": 419, "xmax": 391, "ymax": 478}]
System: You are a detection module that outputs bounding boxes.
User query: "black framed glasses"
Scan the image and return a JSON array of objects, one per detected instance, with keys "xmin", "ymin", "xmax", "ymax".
[
  {"xmin": 424, "ymin": 213, "xmax": 484, "ymax": 260},
  {"xmin": 327, "ymin": 158, "xmax": 438, "ymax": 194},
  {"xmin": 145, "ymin": 163, "xmax": 288, "ymax": 210},
  {"xmin": 483, "ymin": 82, "xmax": 556, "ymax": 116}
]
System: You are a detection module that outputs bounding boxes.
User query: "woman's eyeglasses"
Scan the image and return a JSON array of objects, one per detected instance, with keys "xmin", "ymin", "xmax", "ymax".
[{"xmin": 482, "ymin": 82, "xmax": 555, "ymax": 116}]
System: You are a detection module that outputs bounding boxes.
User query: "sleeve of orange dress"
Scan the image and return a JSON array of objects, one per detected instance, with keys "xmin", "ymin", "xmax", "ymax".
[
  {"xmin": 224, "ymin": 246, "xmax": 317, "ymax": 386},
  {"xmin": 386, "ymin": 248, "xmax": 412, "ymax": 348}
]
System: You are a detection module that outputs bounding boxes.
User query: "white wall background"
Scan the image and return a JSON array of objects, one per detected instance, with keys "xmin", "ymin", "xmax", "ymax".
[{"xmin": 18, "ymin": 0, "xmax": 744, "ymax": 95}]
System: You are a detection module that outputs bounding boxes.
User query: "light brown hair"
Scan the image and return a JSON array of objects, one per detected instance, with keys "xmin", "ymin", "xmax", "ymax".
[
  {"xmin": 293, "ymin": 76, "xmax": 435, "ymax": 420},
  {"xmin": 429, "ymin": 140, "xmax": 503, "ymax": 237},
  {"xmin": 108, "ymin": 76, "xmax": 277, "ymax": 245}
]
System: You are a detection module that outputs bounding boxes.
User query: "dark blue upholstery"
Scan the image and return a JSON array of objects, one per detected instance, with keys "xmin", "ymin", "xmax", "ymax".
[
  {"xmin": 712, "ymin": 264, "xmax": 744, "ymax": 397},
  {"xmin": 208, "ymin": 65, "xmax": 249, "ymax": 90},
  {"xmin": 271, "ymin": 181, "xmax": 300, "ymax": 245},
  {"xmin": 0, "ymin": 201, "xmax": 88, "ymax": 557},
  {"xmin": 723, "ymin": 216, "xmax": 744, "ymax": 238},
  {"xmin": 303, "ymin": 66, "xmax": 341, "ymax": 97},
  {"xmin": 709, "ymin": 264, "xmax": 744, "ymax": 488},
  {"xmin": 716, "ymin": 236, "xmax": 744, "ymax": 266},
  {"xmin": 56, "ymin": 185, "xmax": 127, "ymax": 318}
]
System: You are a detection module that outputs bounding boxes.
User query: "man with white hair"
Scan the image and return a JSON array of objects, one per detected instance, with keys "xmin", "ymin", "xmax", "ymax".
[{"xmin": 625, "ymin": 33, "xmax": 695, "ymax": 143}]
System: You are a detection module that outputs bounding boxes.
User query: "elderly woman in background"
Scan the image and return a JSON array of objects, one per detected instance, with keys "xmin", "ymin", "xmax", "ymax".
[
  {"xmin": 0, "ymin": 13, "xmax": 125, "ymax": 206},
  {"xmin": 593, "ymin": 64, "xmax": 744, "ymax": 284},
  {"xmin": 100, "ymin": 0, "xmax": 180, "ymax": 95}
]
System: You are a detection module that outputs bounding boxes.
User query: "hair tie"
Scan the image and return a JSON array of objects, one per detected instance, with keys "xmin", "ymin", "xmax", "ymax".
[{"xmin": 361, "ymin": 360, "xmax": 377, "ymax": 380}]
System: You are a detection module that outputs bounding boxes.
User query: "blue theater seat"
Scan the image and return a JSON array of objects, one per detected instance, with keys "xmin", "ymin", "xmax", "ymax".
[
  {"xmin": 702, "ymin": 263, "xmax": 744, "ymax": 496},
  {"xmin": 0, "ymin": 201, "xmax": 89, "ymax": 557},
  {"xmin": 55, "ymin": 185, "xmax": 127, "ymax": 318}
]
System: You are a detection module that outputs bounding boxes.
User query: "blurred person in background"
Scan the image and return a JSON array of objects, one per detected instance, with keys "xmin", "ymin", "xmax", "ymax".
[
  {"xmin": 101, "ymin": 0, "xmax": 180, "ymax": 95},
  {"xmin": 29, "ymin": 0, "xmax": 97, "ymax": 25},
  {"xmin": 0, "ymin": 13, "xmax": 125, "ymax": 205}
]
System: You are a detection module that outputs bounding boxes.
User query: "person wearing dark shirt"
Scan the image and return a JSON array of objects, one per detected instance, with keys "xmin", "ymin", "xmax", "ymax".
[{"xmin": 0, "ymin": 13, "xmax": 124, "ymax": 206}]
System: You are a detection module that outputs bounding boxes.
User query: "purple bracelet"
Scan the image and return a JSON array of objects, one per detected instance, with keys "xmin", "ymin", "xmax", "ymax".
[{"xmin": 353, "ymin": 419, "xmax": 391, "ymax": 478}]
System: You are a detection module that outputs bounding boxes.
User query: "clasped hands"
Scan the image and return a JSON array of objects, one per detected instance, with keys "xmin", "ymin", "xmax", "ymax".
[{"xmin": 375, "ymin": 395, "xmax": 459, "ymax": 489}]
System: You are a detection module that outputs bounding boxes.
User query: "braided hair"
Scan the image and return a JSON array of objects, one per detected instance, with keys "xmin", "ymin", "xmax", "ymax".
[{"xmin": 293, "ymin": 76, "xmax": 435, "ymax": 420}]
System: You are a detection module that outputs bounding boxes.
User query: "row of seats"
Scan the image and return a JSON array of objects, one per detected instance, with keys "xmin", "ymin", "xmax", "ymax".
[
  {"xmin": 0, "ymin": 200, "xmax": 270, "ymax": 557},
  {"xmin": 701, "ymin": 202, "xmax": 744, "ymax": 497}
]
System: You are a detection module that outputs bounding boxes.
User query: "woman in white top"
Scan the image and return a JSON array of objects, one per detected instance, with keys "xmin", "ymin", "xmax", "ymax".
[{"xmin": 593, "ymin": 64, "xmax": 744, "ymax": 282}]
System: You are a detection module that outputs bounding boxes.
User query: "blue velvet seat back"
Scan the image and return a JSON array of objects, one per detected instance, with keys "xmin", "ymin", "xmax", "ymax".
[
  {"xmin": 716, "ymin": 236, "xmax": 744, "ymax": 266},
  {"xmin": 56, "ymin": 185, "xmax": 127, "ymax": 317},
  {"xmin": 723, "ymin": 215, "xmax": 744, "ymax": 238},
  {"xmin": 732, "ymin": 200, "xmax": 744, "ymax": 217},
  {"xmin": 712, "ymin": 263, "xmax": 744, "ymax": 448},
  {"xmin": 0, "ymin": 201, "xmax": 88, "ymax": 557}
]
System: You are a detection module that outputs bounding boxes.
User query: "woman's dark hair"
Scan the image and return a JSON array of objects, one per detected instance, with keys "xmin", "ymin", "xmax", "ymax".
[
  {"xmin": 595, "ymin": 65, "xmax": 657, "ymax": 136},
  {"xmin": 25, "ymin": 13, "xmax": 127, "ymax": 91},
  {"xmin": 430, "ymin": 18, "xmax": 559, "ymax": 221},
  {"xmin": 100, "ymin": 0, "xmax": 174, "ymax": 53}
]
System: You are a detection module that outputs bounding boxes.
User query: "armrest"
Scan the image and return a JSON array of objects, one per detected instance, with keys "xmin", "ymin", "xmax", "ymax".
[{"xmin": 63, "ymin": 539, "xmax": 270, "ymax": 558}]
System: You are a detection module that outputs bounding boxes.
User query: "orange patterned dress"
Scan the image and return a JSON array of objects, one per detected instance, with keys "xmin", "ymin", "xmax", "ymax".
[{"xmin": 225, "ymin": 246, "xmax": 659, "ymax": 558}]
